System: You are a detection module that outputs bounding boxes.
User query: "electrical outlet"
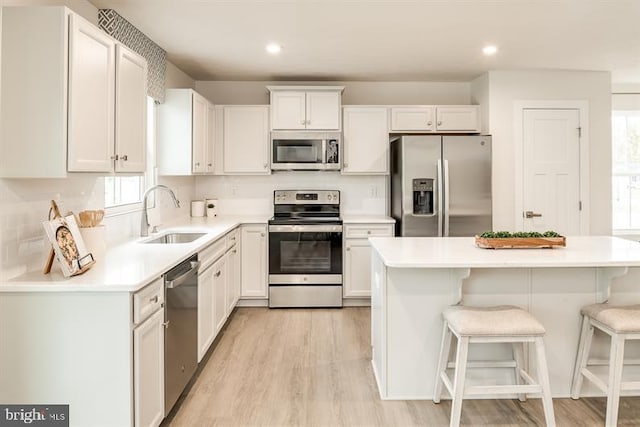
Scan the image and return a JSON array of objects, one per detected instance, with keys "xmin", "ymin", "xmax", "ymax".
[{"xmin": 370, "ymin": 185, "xmax": 377, "ymax": 197}]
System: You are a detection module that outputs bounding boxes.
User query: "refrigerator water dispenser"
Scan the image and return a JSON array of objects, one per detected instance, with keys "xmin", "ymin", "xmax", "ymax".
[{"xmin": 413, "ymin": 179, "xmax": 434, "ymax": 215}]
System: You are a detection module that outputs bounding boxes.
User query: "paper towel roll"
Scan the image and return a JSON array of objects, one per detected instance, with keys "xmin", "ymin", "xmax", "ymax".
[{"xmin": 191, "ymin": 200, "xmax": 205, "ymax": 217}]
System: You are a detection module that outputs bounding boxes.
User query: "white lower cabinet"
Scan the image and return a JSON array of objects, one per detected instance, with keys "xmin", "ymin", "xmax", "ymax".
[
  {"xmin": 197, "ymin": 264, "xmax": 215, "ymax": 362},
  {"xmin": 343, "ymin": 223, "xmax": 394, "ymax": 298},
  {"xmin": 226, "ymin": 244, "xmax": 241, "ymax": 313},
  {"xmin": 212, "ymin": 256, "xmax": 227, "ymax": 334},
  {"xmin": 197, "ymin": 227, "xmax": 244, "ymax": 361},
  {"xmin": 241, "ymin": 225, "xmax": 268, "ymax": 298},
  {"xmin": 133, "ymin": 280, "xmax": 165, "ymax": 427}
]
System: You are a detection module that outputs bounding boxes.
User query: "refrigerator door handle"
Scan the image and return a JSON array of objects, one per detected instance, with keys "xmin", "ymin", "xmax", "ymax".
[
  {"xmin": 437, "ymin": 159, "xmax": 443, "ymax": 237},
  {"xmin": 443, "ymin": 159, "xmax": 450, "ymax": 237}
]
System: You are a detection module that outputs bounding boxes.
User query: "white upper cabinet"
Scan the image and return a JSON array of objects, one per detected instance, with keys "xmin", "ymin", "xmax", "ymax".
[
  {"xmin": 342, "ymin": 106, "xmax": 389, "ymax": 175},
  {"xmin": 0, "ymin": 7, "xmax": 148, "ymax": 177},
  {"xmin": 435, "ymin": 106, "xmax": 480, "ymax": 132},
  {"xmin": 157, "ymin": 88, "xmax": 213, "ymax": 175},
  {"xmin": 206, "ymin": 103, "xmax": 216, "ymax": 174},
  {"xmin": 67, "ymin": 13, "xmax": 116, "ymax": 172},
  {"xmin": 114, "ymin": 45, "xmax": 147, "ymax": 173},
  {"xmin": 223, "ymin": 105, "xmax": 270, "ymax": 174},
  {"xmin": 390, "ymin": 105, "xmax": 480, "ymax": 133},
  {"xmin": 390, "ymin": 106, "xmax": 435, "ymax": 132},
  {"xmin": 268, "ymin": 86, "xmax": 344, "ymax": 130}
]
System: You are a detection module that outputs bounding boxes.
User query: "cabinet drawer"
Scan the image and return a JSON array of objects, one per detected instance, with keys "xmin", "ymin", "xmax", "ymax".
[
  {"xmin": 344, "ymin": 224, "xmax": 394, "ymax": 239},
  {"xmin": 133, "ymin": 277, "xmax": 164, "ymax": 325},
  {"xmin": 226, "ymin": 228, "xmax": 239, "ymax": 248},
  {"xmin": 200, "ymin": 237, "xmax": 227, "ymax": 270}
]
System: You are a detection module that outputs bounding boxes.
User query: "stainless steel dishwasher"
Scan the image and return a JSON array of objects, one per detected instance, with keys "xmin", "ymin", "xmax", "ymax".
[{"xmin": 164, "ymin": 254, "xmax": 199, "ymax": 416}]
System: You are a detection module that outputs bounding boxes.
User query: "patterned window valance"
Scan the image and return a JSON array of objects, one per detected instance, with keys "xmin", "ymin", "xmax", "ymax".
[{"xmin": 98, "ymin": 9, "xmax": 166, "ymax": 103}]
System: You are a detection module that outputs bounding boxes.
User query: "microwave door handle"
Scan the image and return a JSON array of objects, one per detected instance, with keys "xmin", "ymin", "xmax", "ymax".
[{"xmin": 321, "ymin": 139, "xmax": 327, "ymax": 163}]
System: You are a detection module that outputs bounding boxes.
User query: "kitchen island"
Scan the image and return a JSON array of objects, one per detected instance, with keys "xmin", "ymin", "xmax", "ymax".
[{"xmin": 369, "ymin": 236, "xmax": 640, "ymax": 400}]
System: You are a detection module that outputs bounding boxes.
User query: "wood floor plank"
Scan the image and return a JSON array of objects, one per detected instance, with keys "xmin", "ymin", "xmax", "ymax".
[{"xmin": 164, "ymin": 307, "xmax": 640, "ymax": 426}]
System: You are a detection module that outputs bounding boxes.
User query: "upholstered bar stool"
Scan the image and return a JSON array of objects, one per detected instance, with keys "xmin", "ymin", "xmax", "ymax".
[
  {"xmin": 433, "ymin": 305, "xmax": 556, "ymax": 427},
  {"xmin": 571, "ymin": 303, "xmax": 640, "ymax": 427}
]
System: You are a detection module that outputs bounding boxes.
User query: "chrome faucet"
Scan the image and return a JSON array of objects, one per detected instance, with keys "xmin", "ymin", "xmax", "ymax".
[{"xmin": 140, "ymin": 185, "xmax": 181, "ymax": 237}]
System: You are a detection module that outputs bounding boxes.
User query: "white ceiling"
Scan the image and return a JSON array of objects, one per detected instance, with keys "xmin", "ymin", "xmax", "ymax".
[{"xmin": 89, "ymin": 0, "xmax": 640, "ymax": 84}]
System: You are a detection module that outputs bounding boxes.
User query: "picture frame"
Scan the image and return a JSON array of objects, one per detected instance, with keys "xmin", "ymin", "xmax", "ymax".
[{"xmin": 42, "ymin": 214, "xmax": 95, "ymax": 277}]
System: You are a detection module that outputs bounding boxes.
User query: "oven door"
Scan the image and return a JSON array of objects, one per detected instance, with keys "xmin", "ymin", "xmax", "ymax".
[{"xmin": 268, "ymin": 224, "xmax": 342, "ymax": 284}]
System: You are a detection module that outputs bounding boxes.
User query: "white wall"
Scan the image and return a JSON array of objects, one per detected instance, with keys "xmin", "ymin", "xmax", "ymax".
[
  {"xmin": 4, "ymin": 0, "xmax": 99, "ymax": 24},
  {"xmin": 485, "ymin": 70, "xmax": 612, "ymax": 234},
  {"xmin": 195, "ymin": 80, "xmax": 471, "ymax": 105}
]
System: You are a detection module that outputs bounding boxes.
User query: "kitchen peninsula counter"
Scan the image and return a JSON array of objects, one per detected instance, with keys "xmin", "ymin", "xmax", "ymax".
[{"xmin": 369, "ymin": 236, "xmax": 640, "ymax": 400}]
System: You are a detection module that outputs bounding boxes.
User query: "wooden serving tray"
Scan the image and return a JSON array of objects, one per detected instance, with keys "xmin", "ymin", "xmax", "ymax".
[{"xmin": 475, "ymin": 235, "xmax": 566, "ymax": 249}]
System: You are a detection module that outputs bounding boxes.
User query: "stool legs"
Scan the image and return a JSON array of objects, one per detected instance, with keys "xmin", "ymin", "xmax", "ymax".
[
  {"xmin": 512, "ymin": 343, "xmax": 527, "ymax": 402},
  {"xmin": 450, "ymin": 335, "xmax": 470, "ymax": 427},
  {"xmin": 434, "ymin": 321, "xmax": 453, "ymax": 403},
  {"xmin": 606, "ymin": 335, "xmax": 625, "ymax": 427},
  {"xmin": 571, "ymin": 314, "xmax": 594, "ymax": 399},
  {"xmin": 534, "ymin": 337, "xmax": 556, "ymax": 427}
]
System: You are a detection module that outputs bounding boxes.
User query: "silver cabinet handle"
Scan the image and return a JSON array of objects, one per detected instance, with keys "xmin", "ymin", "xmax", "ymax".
[
  {"xmin": 525, "ymin": 211, "xmax": 543, "ymax": 218},
  {"xmin": 121, "ymin": 155, "xmax": 128, "ymax": 161},
  {"xmin": 343, "ymin": 163, "xmax": 348, "ymax": 168},
  {"xmin": 437, "ymin": 121, "xmax": 442, "ymax": 126},
  {"xmin": 149, "ymin": 295, "xmax": 158, "ymax": 303},
  {"xmin": 346, "ymin": 247, "xmax": 351, "ymax": 251},
  {"xmin": 300, "ymin": 120, "xmax": 305, "ymax": 125},
  {"xmin": 260, "ymin": 232, "xmax": 265, "ymax": 237},
  {"xmin": 367, "ymin": 230, "xmax": 371, "ymax": 235},
  {"xmin": 208, "ymin": 163, "xmax": 212, "ymax": 167},
  {"xmin": 163, "ymin": 320, "xmax": 170, "ymax": 328},
  {"xmin": 215, "ymin": 270, "xmax": 221, "ymax": 277},
  {"xmin": 232, "ymin": 249, "xmax": 237, "ymax": 254},
  {"xmin": 427, "ymin": 121, "xmax": 432, "ymax": 126},
  {"xmin": 195, "ymin": 162, "xmax": 200, "ymax": 167},
  {"xmin": 110, "ymin": 155, "xmax": 119, "ymax": 160},
  {"xmin": 263, "ymin": 163, "xmax": 268, "ymax": 169}
]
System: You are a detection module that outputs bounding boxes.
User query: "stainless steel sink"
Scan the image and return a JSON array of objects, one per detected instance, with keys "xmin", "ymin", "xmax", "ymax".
[{"xmin": 143, "ymin": 232, "xmax": 206, "ymax": 244}]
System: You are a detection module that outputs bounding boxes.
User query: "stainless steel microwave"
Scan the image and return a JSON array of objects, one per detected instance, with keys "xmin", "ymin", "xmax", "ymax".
[{"xmin": 271, "ymin": 131, "xmax": 341, "ymax": 171}]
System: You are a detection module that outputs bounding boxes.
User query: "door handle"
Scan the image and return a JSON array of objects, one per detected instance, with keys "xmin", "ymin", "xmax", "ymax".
[{"xmin": 524, "ymin": 211, "xmax": 542, "ymax": 218}]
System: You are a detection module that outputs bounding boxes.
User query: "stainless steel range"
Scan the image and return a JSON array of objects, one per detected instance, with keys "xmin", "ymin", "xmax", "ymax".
[{"xmin": 268, "ymin": 190, "xmax": 343, "ymax": 308}]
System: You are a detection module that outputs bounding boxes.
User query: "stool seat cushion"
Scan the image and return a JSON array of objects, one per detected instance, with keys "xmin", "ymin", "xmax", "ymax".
[
  {"xmin": 443, "ymin": 305, "xmax": 546, "ymax": 336},
  {"xmin": 581, "ymin": 304, "xmax": 640, "ymax": 333}
]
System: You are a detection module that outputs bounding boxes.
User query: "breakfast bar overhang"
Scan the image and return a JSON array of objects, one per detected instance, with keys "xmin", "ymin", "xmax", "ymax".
[{"xmin": 369, "ymin": 236, "xmax": 640, "ymax": 400}]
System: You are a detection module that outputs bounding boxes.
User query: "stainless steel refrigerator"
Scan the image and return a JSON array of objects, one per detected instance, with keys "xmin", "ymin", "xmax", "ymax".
[{"xmin": 390, "ymin": 135, "xmax": 492, "ymax": 237}]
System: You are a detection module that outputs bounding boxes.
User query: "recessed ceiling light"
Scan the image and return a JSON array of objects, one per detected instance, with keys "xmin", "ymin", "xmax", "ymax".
[
  {"xmin": 266, "ymin": 43, "xmax": 282, "ymax": 54},
  {"xmin": 482, "ymin": 45, "xmax": 498, "ymax": 56}
]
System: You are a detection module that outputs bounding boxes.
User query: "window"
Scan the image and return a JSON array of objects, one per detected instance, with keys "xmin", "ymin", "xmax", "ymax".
[
  {"xmin": 104, "ymin": 97, "xmax": 156, "ymax": 213},
  {"xmin": 612, "ymin": 94, "xmax": 640, "ymax": 232}
]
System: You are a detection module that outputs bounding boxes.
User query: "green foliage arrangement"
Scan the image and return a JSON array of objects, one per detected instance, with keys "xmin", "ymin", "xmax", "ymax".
[{"xmin": 479, "ymin": 230, "xmax": 562, "ymax": 238}]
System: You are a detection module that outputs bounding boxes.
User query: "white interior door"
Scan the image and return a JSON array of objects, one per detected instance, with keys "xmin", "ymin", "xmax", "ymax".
[{"xmin": 522, "ymin": 109, "xmax": 581, "ymax": 235}]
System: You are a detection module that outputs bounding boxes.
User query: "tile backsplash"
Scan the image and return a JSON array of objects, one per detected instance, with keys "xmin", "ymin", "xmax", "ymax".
[
  {"xmin": 0, "ymin": 175, "xmax": 195, "ymax": 281},
  {"xmin": 0, "ymin": 176, "xmax": 103, "ymax": 280}
]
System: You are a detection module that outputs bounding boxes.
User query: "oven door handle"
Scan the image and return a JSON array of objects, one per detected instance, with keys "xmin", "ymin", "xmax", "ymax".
[{"xmin": 268, "ymin": 224, "xmax": 343, "ymax": 233}]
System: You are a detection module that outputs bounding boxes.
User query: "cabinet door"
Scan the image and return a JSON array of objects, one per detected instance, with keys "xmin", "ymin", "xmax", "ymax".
[
  {"xmin": 67, "ymin": 13, "xmax": 116, "ymax": 172},
  {"xmin": 223, "ymin": 106, "xmax": 270, "ymax": 174},
  {"xmin": 197, "ymin": 265, "xmax": 215, "ymax": 362},
  {"xmin": 390, "ymin": 107, "xmax": 435, "ymax": 132},
  {"xmin": 241, "ymin": 225, "xmax": 268, "ymax": 298},
  {"xmin": 342, "ymin": 107, "xmax": 389, "ymax": 174},
  {"xmin": 436, "ymin": 106, "xmax": 480, "ymax": 132},
  {"xmin": 205, "ymin": 103, "xmax": 216, "ymax": 174},
  {"xmin": 192, "ymin": 93, "xmax": 208, "ymax": 174},
  {"xmin": 306, "ymin": 91, "xmax": 341, "ymax": 130},
  {"xmin": 226, "ymin": 247, "xmax": 239, "ymax": 314},
  {"xmin": 115, "ymin": 45, "xmax": 147, "ymax": 173},
  {"xmin": 344, "ymin": 239, "xmax": 373, "ymax": 298},
  {"xmin": 270, "ymin": 91, "xmax": 306, "ymax": 130},
  {"xmin": 212, "ymin": 257, "xmax": 227, "ymax": 334},
  {"xmin": 133, "ymin": 309, "xmax": 164, "ymax": 427}
]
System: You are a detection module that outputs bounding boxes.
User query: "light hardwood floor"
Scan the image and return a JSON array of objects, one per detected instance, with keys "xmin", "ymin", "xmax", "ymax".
[{"xmin": 165, "ymin": 307, "xmax": 640, "ymax": 426}]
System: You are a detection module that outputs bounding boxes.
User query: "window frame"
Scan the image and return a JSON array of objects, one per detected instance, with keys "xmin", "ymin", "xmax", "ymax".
[{"xmin": 612, "ymin": 106, "xmax": 640, "ymax": 234}]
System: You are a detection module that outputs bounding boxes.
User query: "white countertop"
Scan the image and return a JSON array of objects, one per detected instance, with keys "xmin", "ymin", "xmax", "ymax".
[
  {"xmin": 1, "ymin": 215, "xmax": 269, "ymax": 293},
  {"xmin": 342, "ymin": 215, "xmax": 395, "ymax": 224},
  {"xmin": 369, "ymin": 236, "xmax": 640, "ymax": 268}
]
